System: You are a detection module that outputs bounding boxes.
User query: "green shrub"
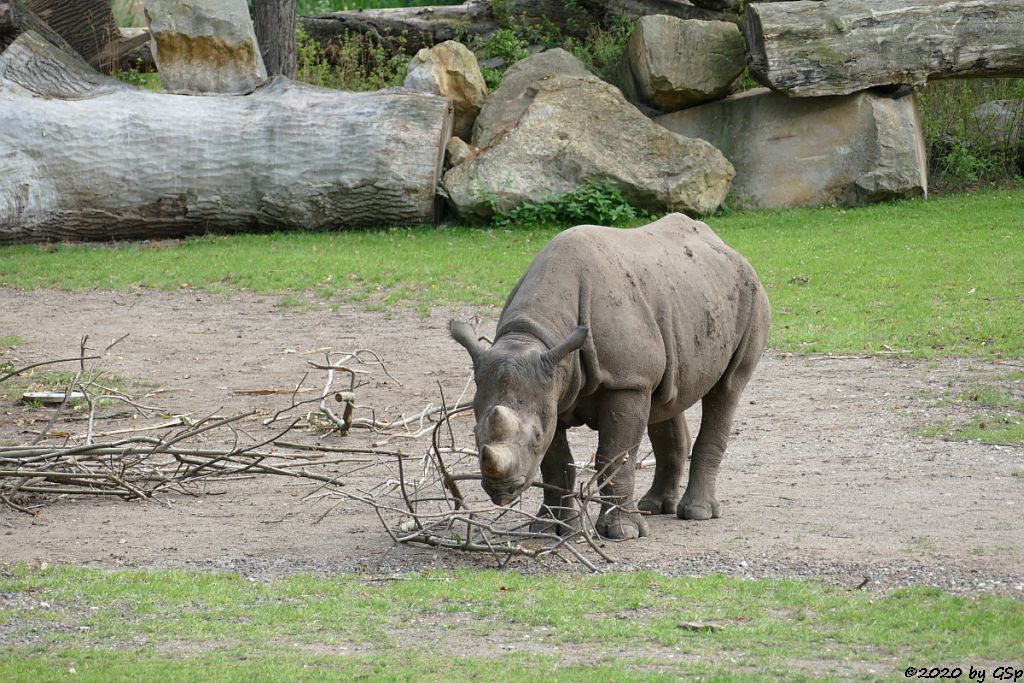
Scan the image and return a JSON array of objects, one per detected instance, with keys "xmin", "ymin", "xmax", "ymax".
[
  {"xmin": 491, "ymin": 179, "xmax": 642, "ymax": 227},
  {"xmin": 295, "ymin": 23, "xmax": 408, "ymax": 91},
  {"xmin": 916, "ymin": 78, "xmax": 1024, "ymax": 189},
  {"xmin": 475, "ymin": 14, "xmax": 633, "ymax": 89}
]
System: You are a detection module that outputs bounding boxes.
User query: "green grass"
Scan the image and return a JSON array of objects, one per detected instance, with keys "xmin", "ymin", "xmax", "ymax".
[
  {"xmin": 919, "ymin": 382, "xmax": 1024, "ymax": 445},
  {"xmin": 0, "ymin": 335, "xmax": 25, "ymax": 347},
  {"xmin": 1, "ymin": 190, "xmax": 1022, "ymax": 357},
  {"xmin": 1, "ymin": 566, "xmax": 1021, "ymax": 681}
]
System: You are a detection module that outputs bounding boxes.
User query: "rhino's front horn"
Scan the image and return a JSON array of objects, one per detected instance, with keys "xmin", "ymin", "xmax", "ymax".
[
  {"xmin": 480, "ymin": 445, "xmax": 514, "ymax": 479},
  {"xmin": 487, "ymin": 405, "xmax": 519, "ymax": 441}
]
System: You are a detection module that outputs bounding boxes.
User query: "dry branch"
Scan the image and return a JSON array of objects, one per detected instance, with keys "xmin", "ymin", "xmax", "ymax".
[{"xmin": 2, "ymin": 342, "xmax": 618, "ymax": 570}]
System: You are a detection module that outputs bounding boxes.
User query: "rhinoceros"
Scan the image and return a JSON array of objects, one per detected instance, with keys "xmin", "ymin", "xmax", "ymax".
[{"xmin": 450, "ymin": 213, "xmax": 770, "ymax": 540}]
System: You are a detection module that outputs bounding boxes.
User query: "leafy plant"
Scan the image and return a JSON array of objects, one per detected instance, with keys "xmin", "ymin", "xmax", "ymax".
[
  {"xmin": 476, "ymin": 28, "xmax": 530, "ymax": 88},
  {"xmin": 295, "ymin": 23, "xmax": 408, "ymax": 91},
  {"xmin": 563, "ymin": 15, "xmax": 634, "ymax": 86},
  {"xmin": 492, "ymin": 179, "xmax": 642, "ymax": 227},
  {"xmin": 115, "ymin": 58, "xmax": 161, "ymax": 91},
  {"xmin": 938, "ymin": 141, "xmax": 997, "ymax": 184},
  {"xmin": 916, "ymin": 77, "xmax": 1024, "ymax": 189}
]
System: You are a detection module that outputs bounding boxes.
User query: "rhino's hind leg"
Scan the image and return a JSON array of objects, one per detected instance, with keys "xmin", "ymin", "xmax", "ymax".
[
  {"xmin": 594, "ymin": 391, "xmax": 651, "ymax": 540},
  {"xmin": 639, "ymin": 412, "xmax": 690, "ymax": 515},
  {"xmin": 530, "ymin": 427, "xmax": 579, "ymax": 536},
  {"xmin": 679, "ymin": 300, "xmax": 768, "ymax": 522}
]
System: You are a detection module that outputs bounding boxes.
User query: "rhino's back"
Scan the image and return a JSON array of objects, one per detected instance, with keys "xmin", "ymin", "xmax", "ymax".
[{"xmin": 499, "ymin": 214, "xmax": 766, "ymax": 416}]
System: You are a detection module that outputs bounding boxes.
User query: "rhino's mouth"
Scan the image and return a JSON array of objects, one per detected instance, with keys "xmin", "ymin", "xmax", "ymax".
[{"xmin": 482, "ymin": 477, "xmax": 527, "ymax": 507}]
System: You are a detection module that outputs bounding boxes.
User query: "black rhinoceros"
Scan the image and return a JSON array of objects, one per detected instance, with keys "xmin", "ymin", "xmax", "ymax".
[{"xmin": 450, "ymin": 213, "xmax": 770, "ymax": 540}]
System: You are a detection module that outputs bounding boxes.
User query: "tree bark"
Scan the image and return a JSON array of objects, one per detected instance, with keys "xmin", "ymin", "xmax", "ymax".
[
  {"xmin": 300, "ymin": 0, "xmax": 727, "ymax": 56},
  {"xmin": 0, "ymin": 30, "xmax": 453, "ymax": 243},
  {"xmin": 745, "ymin": 0, "xmax": 1024, "ymax": 97},
  {"xmin": 1, "ymin": 0, "xmax": 151, "ymax": 73},
  {"xmin": 1, "ymin": 0, "xmax": 83, "ymax": 56},
  {"xmin": 24, "ymin": 0, "xmax": 121, "ymax": 72},
  {"xmin": 255, "ymin": 0, "xmax": 297, "ymax": 78}
]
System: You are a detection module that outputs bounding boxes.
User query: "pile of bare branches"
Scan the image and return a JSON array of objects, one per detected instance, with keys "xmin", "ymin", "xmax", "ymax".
[
  {"xmin": 0, "ymin": 338, "xmax": 462, "ymax": 515},
  {"xmin": 312, "ymin": 391, "xmax": 623, "ymax": 571},
  {"xmin": 2, "ymin": 337, "xmax": 618, "ymax": 569}
]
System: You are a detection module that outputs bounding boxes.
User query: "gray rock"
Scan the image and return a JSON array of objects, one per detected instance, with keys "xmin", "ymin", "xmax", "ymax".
[
  {"xmin": 970, "ymin": 99, "xmax": 1023, "ymax": 151},
  {"xmin": 472, "ymin": 48, "xmax": 593, "ymax": 148},
  {"xmin": 404, "ymin": 41, "xmax": 488, "ymax": 141},
  {"xmin": 146, "ymin": 0, "xmax": 267, "ymax": 94},
  {"xmin": 655, "ymin": 87, "xmax": 928, "ymax": 208},
  {"xmin": 445, "ymin": 136, "xmax": 473, "ymax": 167},
  {"xmin": 621, "ymin": 15, "xmax": 745, "ymax": 113},
  {"xmin": 443, "ymin": 56, "xmax": 735, "ymax": 221}
]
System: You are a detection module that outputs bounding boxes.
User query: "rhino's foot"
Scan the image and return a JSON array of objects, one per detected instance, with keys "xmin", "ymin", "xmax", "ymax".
[
  {"xmin": 529, "ymin": 505, "xmax": 579, "ymax": 537},
  {"xmin": 677, "ymin": 494, "xmax": 721, "ymax": 521},
  {"xmin": 638, "ymin": 489, "xmax": 680, "ymax": 515},
  {"xmin": 595, "ymin": 508, "xmax": 649, "ymax": 540}
]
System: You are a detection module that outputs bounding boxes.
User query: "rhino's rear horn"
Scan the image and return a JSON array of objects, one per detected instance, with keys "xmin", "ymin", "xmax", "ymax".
[
  {"xmin": 449, "ymin": 320, "xmax": 486, "ymax": 364},
  {"xmin": 487, "ymin": 405, "xmax": 519, "ymax": 441},
  {"xmin": 541, "ymin": 326, "xmax": 588, "ymax": 370}
]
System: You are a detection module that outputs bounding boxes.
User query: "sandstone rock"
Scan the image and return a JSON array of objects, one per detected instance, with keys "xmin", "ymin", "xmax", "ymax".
[
  {"xmin": 146, "ymin": 0, "xmax": 267, "ymax": 94},
  {"xmin": 621, "ymin": 15, "xmax": 745, "ymax": 113},
  {"xmin": 656, "ymin": 87, "xmax": 928, "ymax": 208},
  {"xmin": 445, "ymin": 136, "xmax": 473, "ymax": 167},
  {"xmin": 404, "ymin": 40, "xmax": 488, "ymax": 141},
  {"xmin": 970, "ymin": 99, "xmax": 1023, "ymax": 151},
  {"xmin": 472, "ymin": 48, "xmax": 592, "ymax": 148},
  {"xmin": 443, "ymin": 53, "xmax": 735, "ymax": 221}
]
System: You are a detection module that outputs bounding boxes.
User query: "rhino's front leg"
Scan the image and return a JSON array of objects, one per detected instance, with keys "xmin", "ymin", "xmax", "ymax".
[
  {"xmin": 594, "ymin": 390, "xmax": 651, "ymax": 540},
  {"xmin": 530, "ymin": 427, "xmax": 579, "ymax": 536}
]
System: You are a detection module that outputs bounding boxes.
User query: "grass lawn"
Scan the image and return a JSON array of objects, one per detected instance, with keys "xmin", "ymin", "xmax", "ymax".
[
  {"xmin": 1, "ymin": 189, "xmax": 1021, "ymax": 358},
  {"xmin": 2, "ymin": 191, "xmax": 1022, "ymax": 680},
  {"xmin": 1, "ymin": 566, "xmax": 1022, "ymax": 682}
]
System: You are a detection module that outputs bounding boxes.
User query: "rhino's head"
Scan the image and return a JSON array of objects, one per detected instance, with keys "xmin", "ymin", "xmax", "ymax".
[{"xmin": 450, "ymin": 321, "xmax": 587, "ymax": 506}]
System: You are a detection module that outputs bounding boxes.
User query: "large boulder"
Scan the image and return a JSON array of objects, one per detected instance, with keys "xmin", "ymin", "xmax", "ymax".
[
  {"xmin": 145, "ymin": 0, "xmax": 268, "ymax": 94},
  {"xmin": 472, "ymin": 48, "xmax": 592, "ymax": 147},
  {"xmin": 656, "ymin": 87, "xmax": 928, "ymax": 208},
  {"xmin": 404, "ymin": 40, "xmax": 488, "ymax": 141},
  {"xmin": 443, "ymin": 51, "xmax": 735, "ymax": 221},
  {"xmin": 970, "ymin": 99, "xmax": 1023, "ymax": 152},
  {"xmin": 620, "ymin": 15, "xmax": 745, "ymax": 113}
]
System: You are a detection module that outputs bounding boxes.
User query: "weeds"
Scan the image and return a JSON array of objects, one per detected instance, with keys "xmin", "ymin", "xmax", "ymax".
[
  {"xmin": 491, "ymin": 179, "xmax": 642, "ymax": 227},
  {"xmin": 296, "ymin": 23, "xmax": 408, "ymax": 91},
  {"xmin": 918, "ymin": 382, "xmax": 1024, "ymax": 445},
  {"xmin": 474, "ymin": 13, "xmax": 632, "ymax": 89},
  {"xmin": 917, "ymin": 78, "xmax": 1024, "ymax": 189}
]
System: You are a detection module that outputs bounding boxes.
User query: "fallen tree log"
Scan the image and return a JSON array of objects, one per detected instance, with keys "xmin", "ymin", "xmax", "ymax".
[
  {"xmin": 0, "ymin": 0, "xmax": 82, "ymax": 55},
  {"xmin": 1, "ymin": 0, "xmax": 155, "ymax": 73},
  {"xmin": 300, "ymin": 0, "xmax": 727, "ymax": 55},
  {"xmin": 0, "ymin": 31, "xmax": 453, "ymax": 243},
  {"xmin": 24, "ymin": 0, "xmax": 120, "ymax": 72},
  {"xmin": 745, "ymin": 0, "xmax": 1024, "ymax": 97}
]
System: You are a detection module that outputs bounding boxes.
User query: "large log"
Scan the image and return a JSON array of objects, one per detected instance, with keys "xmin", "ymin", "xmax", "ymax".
[
  {"xmin": 300, "ymin": 0, "xmax": 726, "ymax": 55},
  {"xmin": 24, "ymin": 0, "xmax": 120, "ymax": 72},
  {"xmin": 745, "ymin": 0, "xmax": 1024, "ymax": 97},
  {"xmin": 0, "ymin": 31, "xmax": 454, "ymax": 243},
  {"xmin": 1, "ymin": 0, "xmax": 154, "ymax": 73}
]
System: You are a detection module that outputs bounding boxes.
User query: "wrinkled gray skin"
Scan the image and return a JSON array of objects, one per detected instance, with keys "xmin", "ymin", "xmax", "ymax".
[{"xmin": 450, "ymin": 213, "xmax": 770, "ymax": 540}]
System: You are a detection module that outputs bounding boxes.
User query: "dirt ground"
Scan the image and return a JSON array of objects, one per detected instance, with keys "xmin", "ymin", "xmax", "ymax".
[{"xmin": 1, "ymin": 288, "xmax": 1022, "ymax": 596}]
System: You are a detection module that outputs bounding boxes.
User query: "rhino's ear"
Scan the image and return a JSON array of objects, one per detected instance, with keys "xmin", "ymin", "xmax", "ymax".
[
  {"xmin": 449, "ymin": 320, "xmax": 486, "ymax": 365},
  {"xmin": 541, "ymin": 326, "xmax": 587, "ymax": 372}
]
